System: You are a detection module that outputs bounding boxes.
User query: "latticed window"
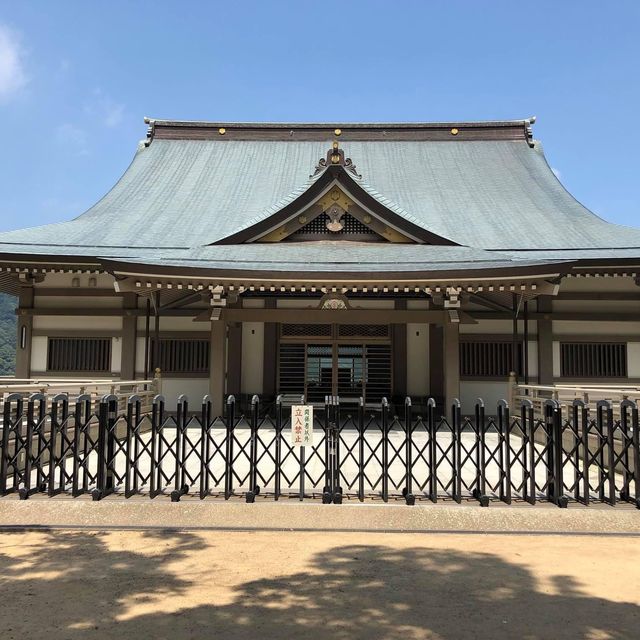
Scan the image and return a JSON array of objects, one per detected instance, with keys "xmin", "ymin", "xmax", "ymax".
[
  {"xmin": 460, "ymin": 341, "xmax": 523, "ymax": 378},
  {"xmin": 288, "ymin": 213, "xmax": 379, "ymax": 238},
  {"xmin": 338, "ymin": 324, "xmax": 389, "ymax": 338},
  {"xmin": 47, "ymin": 338, "xmax": 111, "ymax": 372},
  {"xmin": 281, "ymin": 324, "xmax": 332, "ymax": 337},
  {"xmin": 151, "ymin": 339, "xmax": 209, "ymax": 374},
  {"xmin": 560, "ymin": 342, "xmax": 627, "ymax": 378}
]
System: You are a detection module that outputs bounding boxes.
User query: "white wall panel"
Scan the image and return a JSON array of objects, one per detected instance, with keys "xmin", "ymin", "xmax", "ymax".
[
  {"xmin": 553, "ymin": 321, "xmax": 640, "ymax": 336},
  {"xmin": 628, "ymin": 343, "xmax": 640, "ymax": 378},
  {"xmin": 460, "ymin": 381, "xmax": 509, "ymax": 414},
  {"xmin": 406, "ymin": 323, "xmax": 429, "ymax": 396},
  {"xmin": 552, "ymin": 342, "xmax": 561, "ymax": 377},
  {"xmin": 111, "ymin": 337, "xmax": 122, "ymax": 374},
  {"xmin": 460, "ymin": 320, "xmax": 513, "ymax": 334},
  {"xmin": 242, "ymin": 323, "xmax": 264, "ymax": 394},
  {"xmin": 160, "ymin": 379, "xmax": 210, "ymax": 411},
  {"xmin": 33, "ymin": 316, "xmax": 122, "ymax": 331},
  {"xmin": 30, "ymin": 336, "xmax": 48, "ymax": 372}
]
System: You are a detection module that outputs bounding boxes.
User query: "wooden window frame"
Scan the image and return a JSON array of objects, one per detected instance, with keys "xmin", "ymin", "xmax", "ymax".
[
  {"xmin": 560, "ymin": 342, "xmax": 627, "ymax": 379},
  {"xmin": 46, "ymin": 337, "xmax": 112, "ymax": 373}
]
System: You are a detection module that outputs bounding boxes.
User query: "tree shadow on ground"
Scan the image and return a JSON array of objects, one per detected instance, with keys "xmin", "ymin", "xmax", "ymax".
[{"xmin": 0, "ymin": 530, "xmax": 638, "ymax": 639}]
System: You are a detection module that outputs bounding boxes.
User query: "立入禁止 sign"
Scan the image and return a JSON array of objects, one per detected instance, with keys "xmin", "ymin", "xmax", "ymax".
[{"xmin": 291, "ymin": 405, "xmax": 313, "ymax": 447}]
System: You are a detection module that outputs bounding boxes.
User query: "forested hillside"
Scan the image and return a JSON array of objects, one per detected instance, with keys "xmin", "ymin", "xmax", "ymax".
[{"xmin": 0, "ymin": 294, "xmax": 16, "ymax": 375}]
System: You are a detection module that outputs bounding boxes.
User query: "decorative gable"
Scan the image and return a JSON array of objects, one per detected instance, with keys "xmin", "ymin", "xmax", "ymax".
[{"xmin": 214, "ymin": 142, "xmax": 458, "ymax": 246}]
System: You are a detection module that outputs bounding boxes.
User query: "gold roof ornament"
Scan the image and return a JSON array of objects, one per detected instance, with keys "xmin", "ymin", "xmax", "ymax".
[{"xmin": 218, "ymin": 127, "xmax": 226, "ymax": 135}]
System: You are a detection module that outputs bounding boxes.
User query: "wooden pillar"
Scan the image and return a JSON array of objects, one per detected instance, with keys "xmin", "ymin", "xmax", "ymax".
[
  {"xmin": 537, "ymin": 295, "xmax": 553, "ymax": 385},
  {"xmin": 120, "ymin": 292, "xmax": 137, "ymax": 380},
  {"xmin": 262, "ymin": 298, "xmax": 277, "ymax": 399},
  {"xmin": 429, "ymin": 324, "xmax": 444, "ymax": 404},
  {"xmin": 392, "ymin": 299, "xmax": 407, "ymax": 399},
  {"xmin": 443, "ymin": 320, "xmax": 460, "ymax": 411},
  {"xmin": 210, "ymin": 319, "xmax": 227, "ymax": 415},
  {"xmin": 226, "ymin": 322, "xmax": 242, "ymax": 397},
  {"xmin": 15, "ymin": 285, "xmax": 34, "ymax": 379}
]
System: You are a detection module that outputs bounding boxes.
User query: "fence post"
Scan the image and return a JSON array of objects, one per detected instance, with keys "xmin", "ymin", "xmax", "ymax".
[
  {"xmin": 619, "ymin": 399, "xmax": 635, "ymax": 504},
  {"xmin": 72, "ymin": 394, "xmax": 90, "ymax": 497},
  {"xmin": 498, "ymin": 400, "xmax": 511, "ymax": 505},
  {"xmin": 451, "ymin": 398, "xmax": 461, "ymax": 504},
  {"xmin": 598, "ymin": 400, "xmax": 615, "ymax": 506},
  {"xmin": 246, "ymin": 395, "xmax": 260, "ymax": 503},
  {"xmin": 427, "ymin": 397, "xmax": 437, "ymax": 503},
  {"xmin": 150, "ymin": 394, "xmax": 164, "ymax": 499},
  {"xmin": 631, "ymin": 401, "xmax": 640, "ymax": 509},
  {"xmin": 404, "ymin": 397, "xmax": 415, "ymax": 505},
  {"xmin": 93, "ymin": 396, "xmax": 108, "ymax": 500},
  {"xmin": 545, "ymin": 399, "xmax": 567, "ymax": 508},
  {"xmin": 381, "ymin": 397, "xmax": 389, "ymax": 503},
  {"xmin": 171, "ymin": 395, "xmax": 190, "ymax": 502},
  {"xmin": 224, "ymin": 395, "xmax": 235, "ymax": 500},
  {"xmin": 275, "ymin": 395, "xmax": 283, "ymax": 501},
  {"xmin": 474, "ymin": 399, "xmax": 489, "ymax": 506},
  {"xmin": 358, "ymin": 396, "xmax": 365, "ymax": 502},
  {"xmin": 199, "ymin": 394, "xmax": 212, "ymax": 500},
  {"xmin": 521, "ymin": 398, "xmax": 535, "ymax": 505},
  {"xmin": 1, "ymin": 394, "xmax": 22, "ymax": 496}
]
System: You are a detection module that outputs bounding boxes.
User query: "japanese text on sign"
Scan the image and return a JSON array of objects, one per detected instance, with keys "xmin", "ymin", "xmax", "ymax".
[{"xmin": 291, "ymin": 405, "xmax": 313, "ymax": 447}]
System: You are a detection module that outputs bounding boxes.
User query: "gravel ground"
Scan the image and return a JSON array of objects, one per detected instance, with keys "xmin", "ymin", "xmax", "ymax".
[{"xmin": 1, "ymin": 529, "xmax": 639, "ymax": 639}]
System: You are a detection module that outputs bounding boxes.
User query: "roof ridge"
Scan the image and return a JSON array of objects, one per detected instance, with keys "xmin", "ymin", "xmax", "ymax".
[{"xmin": 144, "ymin": 117, "xmax": 537, "ymax": 129}]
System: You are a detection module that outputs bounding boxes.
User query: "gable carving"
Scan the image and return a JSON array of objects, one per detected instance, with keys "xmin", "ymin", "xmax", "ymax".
[{"xmin": 212, "ymin": 141, "xmax": 459, "ymax": 246}]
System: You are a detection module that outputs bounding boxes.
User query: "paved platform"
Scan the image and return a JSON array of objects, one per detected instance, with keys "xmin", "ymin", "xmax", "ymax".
[{"xmin": 1, "ymin": 498, "xmax": 638, "ymax": 534}]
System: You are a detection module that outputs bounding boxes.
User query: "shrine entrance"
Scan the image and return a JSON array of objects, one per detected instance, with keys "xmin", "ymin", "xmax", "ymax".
[{"xmin": 277, "ymin": 324, "xmax": 392, "ymax": 406}]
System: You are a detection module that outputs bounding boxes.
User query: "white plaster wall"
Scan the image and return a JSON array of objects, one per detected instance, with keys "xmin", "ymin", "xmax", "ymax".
[
  {"xmin": 33, "ymin": 316, "xmax": 122, "ymax": 331},
  {"xmin": 552, "ymin": 342, "xmax": 561, "ymax": 378},
  {"xmin": 135, "ymin": 337, "xmax": 147, "ymax": 377},
  {"xmin": 552, "ymin": 300, "xmax": 640, "ymax": 312},
  {"xmin": 553, "ymin": 321, "xmax": 640, "ymax": 336},
  {"xmin": 242, "ymin": 299, "xmax": 265, "ymax": 309},
  {"xmin": 241, "ymin": 323, "xmax": 264, "ymax": 394},
  {"xmin": 406, "ymin": 323, "xmax": 429, "ymax": 396},
  {"xmin": 559, "ymin": 277, "xmax": 637, "ymax": 293},
  {"xmin": 527, "ymin": 341, "xmax": 539, "ymax": 378},
  {"xmin": 406, "ymin": 300, "xmax": 429, "ymax": 310},
  {"xmin": 30, "ymin": 336, "xmax": 48, "ymax": 372},
  {"xmin": 628, "ymin": 343, "xmax": 640, "ymax": 378},
  {"xmin": 136, "ymin": 316, "xmax": 200, "ymax": 331},
  {"xmin": 276, "ymin": 299, "xmax": 316, "ymax": 309},
  {"xmin": 460, "ymin": 382, "xmax": 510, "ymax": 414},
  {"xmin": 37, "ymin": 273, "xmax": 115, "ymax": 289},
  {"xmin": 460, "ymin": 320, "xmax": 513, "ymax": 334},
  {"xmin": 35, "ymin": 296, "xmax": 123, "ymax": 309},
  {"xmin": 160, "ymin": 379, "xmax": 210, "ymax": 411},
  {"xmin": 111, "ymin": 337, "xmax": 122, "ymax": 375}
]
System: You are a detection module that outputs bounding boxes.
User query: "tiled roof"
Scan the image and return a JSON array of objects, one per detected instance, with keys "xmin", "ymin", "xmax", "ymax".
[{"xmin": 0, "ymin": 119, "xmax": 638, "ymax": 272}]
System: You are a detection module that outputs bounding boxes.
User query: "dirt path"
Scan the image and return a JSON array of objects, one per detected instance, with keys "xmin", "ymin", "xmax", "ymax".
[{"xmin": 1, "ymin": 529, "xmax": 639, "ymax": 639}]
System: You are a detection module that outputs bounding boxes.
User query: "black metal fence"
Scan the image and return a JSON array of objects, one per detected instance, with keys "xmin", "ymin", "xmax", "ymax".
[{"xmin": 1, "ymin": 393, "xmax": 639, "ymax": 508}]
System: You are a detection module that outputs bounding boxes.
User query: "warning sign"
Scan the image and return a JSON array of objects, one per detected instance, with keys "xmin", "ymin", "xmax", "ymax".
[{"xmin": 291, "ymin": 405, "xmax": 313, "ymax": 447}]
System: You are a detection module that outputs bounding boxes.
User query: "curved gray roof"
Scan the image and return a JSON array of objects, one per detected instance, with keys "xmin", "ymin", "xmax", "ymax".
[{"xmin": 0, "ymin": 119, "xmax": 638, "ymax": 266}]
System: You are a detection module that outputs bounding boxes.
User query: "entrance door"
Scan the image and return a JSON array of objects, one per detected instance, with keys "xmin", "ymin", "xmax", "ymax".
[{"xmin": 278, "ymin": 325, "xmax": 391, "ymax": 405}]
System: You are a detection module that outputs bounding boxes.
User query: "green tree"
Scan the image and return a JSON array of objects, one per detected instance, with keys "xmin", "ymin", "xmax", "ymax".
[{"xmin": 0, "ymin": 293, "xmax": 17, "ymax": 375}]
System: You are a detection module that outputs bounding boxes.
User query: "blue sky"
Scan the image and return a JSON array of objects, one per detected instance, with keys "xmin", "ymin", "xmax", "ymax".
[{"xmin": 0, "ymin": 1, "xmax": 638, "ymax": 233}]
